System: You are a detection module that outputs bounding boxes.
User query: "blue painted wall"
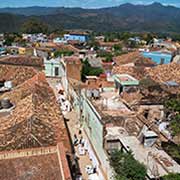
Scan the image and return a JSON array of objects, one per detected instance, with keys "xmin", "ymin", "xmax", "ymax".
[{"xmin": 65, "ymin": 34, "xmax": 88, "ymax": 42}]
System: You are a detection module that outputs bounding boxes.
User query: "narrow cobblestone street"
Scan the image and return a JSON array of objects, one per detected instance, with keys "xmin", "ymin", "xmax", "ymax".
[
  {"xmin": 65, "ymin": 111, "xmax": 93, "ymax": 180},
  {"xmin": 48, "ymin": 78, "xmax": 94, "ymax": 180}
]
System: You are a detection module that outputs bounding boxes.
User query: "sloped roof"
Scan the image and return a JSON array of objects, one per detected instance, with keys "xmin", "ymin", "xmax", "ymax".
[
  {"xmin": 113, "ymin": 61, "xmax": 180, "ymax": 84},
  {"xmin": 145, "ymin": 63, "xmax": 180, "ymax": 84},
  {"xmin": 113, "ymin": 51, "xmax": 155, "ymax": 66},
  {"xmin": 0, "ymin": 73, "xmax": 70, "ymax": 152},
  {"xmin": 0, "ymin": 64, "xmax": 38, "ymax": 87},
  {"xmin": 0, "ymin": 55, "xmax": 43, "ymax": 68},
  {"xmin": 112, "ymin": 65, "xmax": 147, "ymax": 80},
  {"xmin": 0, "ymin": 153, "xmax": 63, "ymax": 180},
  {"xmin": 57, "ymin": 44, "xmax": 80, "ymax": 53}
]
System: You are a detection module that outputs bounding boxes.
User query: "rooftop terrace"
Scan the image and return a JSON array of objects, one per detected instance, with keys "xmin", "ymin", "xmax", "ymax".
[
  {"xmin": 106, "ymin": 127, "xmax": 180, "ymax": 179},
  {"xmin": 113, "ymin": 74, "xmax": 139, "ymax": 86},
  {"xmin": 121, "ymin": 136, "xmax": 180, "ymax": 178},
  {"xmin": 91, "ymin": 90, "xmax": 131, "ymax": 118}
]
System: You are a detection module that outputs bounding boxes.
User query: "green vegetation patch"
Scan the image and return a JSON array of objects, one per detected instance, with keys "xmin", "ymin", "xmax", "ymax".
[
  {"xmin": 54, "ymin": 50, "xmax": 74, "ymax": 57},
  {"xmin": 162, "ymin": 173, "xmax": 180, "ymax": 180},
  {"xmin": 110, "ymin": 150, "xmax": 147, "ymax": 180},
  {"xmin": 81, "ymin": 59, "xmax": 104, "ymax": 81}
]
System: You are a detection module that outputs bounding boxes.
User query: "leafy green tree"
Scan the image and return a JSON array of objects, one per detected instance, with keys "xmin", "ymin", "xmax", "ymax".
[
  {"xmin": 3, "ymin": 33, "xmax": 17, "ymax": 46},
  {"xmin": 165, "ymin": 99, "xmax": 180, "ymax": 113},
  {"xmin": 162, "ymin": 173, "xmax": 180, "ymax": 180},
  {"xmin": 142, "ymin": 33, "xmax": 156, "ymax": 44},
  {"xmin": 97, "ymin": 51, "xmax": 113, "ymax": 62},
  {"xmin": 104, "ymin": 54, "xmax": 113, "ymax": 62},
  {"xmin": 165, "ymin": 98, "xmax": 180, "ymax": 137},
  {"xmin": 21, "ymin": 18, "xmax": 49, "ymax": 34},
  {"xmin": 119, "ymin": 32, "xmax": 132, "ymax": 41},
  {"xmin": 171, "ymin": 34, "xmax": 180, "ymax": 41},
  {"xmin": 110, "ymin": 150, "xmax": 147, "ymax": 180},
  {"xmin": 113, "ymin": 44, "xmax": 122, "ymax": 51},
  {"xmin": 87, "ymin": 36, "xmax": 100, "ymax": 51},
  {"xmin": 81, "ymin": 59, "xmax": 104, "ymax": 81},
  {"xmin": 170, "ymin": 115, "xmax": 180, "ymax": 136},
  {"xmin": 54, "ymin": 50, "xmax": 74, "ymax": 57}
]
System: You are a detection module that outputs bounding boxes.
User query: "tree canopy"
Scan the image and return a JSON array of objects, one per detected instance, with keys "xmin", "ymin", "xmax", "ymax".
[
  {"xmin": 97, "ymin": 51, "xmax": 113, "ymax": 62},
  {"xmin": 54, "ymin": 50, "xmax": 74, "ymax": 58},
  {"xmin": 162, "ymin": 173, "xmax": 180, "ymax": 180},
  {"xmin": 3, "ymin": 33, "xmax": 19, "ymax": 46},
  {"xmin": 81, "ymin": 59, "xmax": 104, "ymax": 81},
  {"xmin": 110, "ymin": 150, "xmax": 147, "ymax": 180},
  {"xmin": 165, "ymin": 98, "xmax": 180, "ymax": 136}
]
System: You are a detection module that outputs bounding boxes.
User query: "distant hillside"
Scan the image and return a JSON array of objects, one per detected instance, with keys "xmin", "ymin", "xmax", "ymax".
[
  {"xmin": 0, "ymin": 3, "xmax": 180, "ymax": 33},
  {"xmin": 0, "ymin": 7, "xmax": 60, "ymax": 16}
]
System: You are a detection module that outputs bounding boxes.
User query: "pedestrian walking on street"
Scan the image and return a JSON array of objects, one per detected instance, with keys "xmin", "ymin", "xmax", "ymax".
[{"xmin": 73, "ymin": 134, "xmax": 78, "ymax": 146}]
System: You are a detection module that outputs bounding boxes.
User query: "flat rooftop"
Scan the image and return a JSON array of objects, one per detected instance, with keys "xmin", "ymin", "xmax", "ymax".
[
  {"xmin": 113, "ymin": 74, "xmax": 139, "ymax": 86},
  {"xmin": 109, "ymin": 130, "xmax": 180, "ymax": 178},
  {"xmin": 92, "ymin": 91, "xmax": 131, "ymax": 117}
]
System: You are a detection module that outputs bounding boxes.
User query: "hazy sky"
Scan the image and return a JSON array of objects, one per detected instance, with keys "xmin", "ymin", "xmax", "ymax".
[{"xmin": 0, "ymin": 0, "xmax": 180, "ymax": 8}]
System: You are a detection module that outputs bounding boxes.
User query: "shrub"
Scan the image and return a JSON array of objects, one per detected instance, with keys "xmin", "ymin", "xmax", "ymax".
[{"xmin": 110, "ymin": 150, "xmax": 147, "ymax": 180}]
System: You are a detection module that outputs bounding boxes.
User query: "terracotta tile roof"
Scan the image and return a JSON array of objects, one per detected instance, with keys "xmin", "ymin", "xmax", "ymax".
[
  {"xmin": 0, "ymin": 73, "xmax": 71, "ymax": 152},
  {"xmin": 69, "ymin": 31, "xmax": 89, "ymax": 35},
  {"xmin": 0, "ymin": 153, "xmax": 63, "ymax": 180},
  {"xmin": 39, "ymin": 42, "xmax": 57, "ymax": 48},
  {"xmin": 113, "ymin": 51, "xmax": 155, "ymax": 66},
  {"xmin": 112, "ymin": 65, "xmax": 147, "ymax": 80},
  {"xmin": 145, "ymin": 63, "xmax": 180, "ymax": 84},
  {"xmin": 0, "ymin": 66, "xmax": 72, "ymax": 180},
  {"xmin": 113, "ymin": 61, "xmax": 180, "ymax": 85},
  {"xmin": 36, "ymin": 47, "xmax": 54, "ymax": 52},
  {"xmin": 0, "ymin": 55, "xmax": 43, "ymax": 68},
  {"xmin": 57, "ymin": 44, "xmax": 80, "ymax": 53},
  {"xmin": 98, "ymin": 41, "xmax": 121, "ymax": 47},
  {"xmin": 0, "ymin": 65, "xmax": 38, "ymax": 87},
  {"xmin": 0, "ymin": 142, "xmax": 72, "ymax": 180}
]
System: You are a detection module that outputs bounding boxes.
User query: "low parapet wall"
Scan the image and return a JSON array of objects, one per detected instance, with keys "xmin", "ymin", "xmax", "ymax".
[
  {"xmin": 57, "ymin": 142, "xmax": 72, "ymax": 180},
  {"xmin": 0, "ymin": 146, "xmax": 57, "ymax": 160},
  {"xmin": 0, "ymin": 143, "xmax": 72, "ymax": 180}
]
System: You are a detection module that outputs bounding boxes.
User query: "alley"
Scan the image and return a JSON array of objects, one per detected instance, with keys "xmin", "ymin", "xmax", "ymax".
[{"xmin": 47, "ymin": 78, "xmax": 98, "ymax": 180}]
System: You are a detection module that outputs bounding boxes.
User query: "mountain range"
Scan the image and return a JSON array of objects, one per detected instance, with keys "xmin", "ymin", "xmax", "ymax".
[{"xmin": 0, "ymin": 2, "xmax": 180, "ymax": 33}]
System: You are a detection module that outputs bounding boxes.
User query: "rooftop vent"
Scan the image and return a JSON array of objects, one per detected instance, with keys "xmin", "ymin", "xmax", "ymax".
[
  {"xmin": 4, "ymin": 81, "xmax": 13, "ymax": 89},
  {"xmin": 86, "ymin": 89, "xmax": 100, "ymax": 99},
  {"xmin": 0, "ymin": 81, "xmax": 13, "ymax": 93},
  {"xmin": 0, "ymin": 98, "xmax": 13, "ymax": 109},
  {"xmin": 138, "ymin": 125, "xmax": 158, "ymax": 148}
]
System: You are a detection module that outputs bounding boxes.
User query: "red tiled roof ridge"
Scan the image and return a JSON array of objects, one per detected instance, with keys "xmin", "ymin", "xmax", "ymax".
[
  {"xmin": 0, "ymin": 64, "xmax": 38, "ymax": 85},
  {"xmin": 0, "ymin": 55, "xmax": 43, "ymax": 68},
  {"xmin": 14, "ymin": 72, "xmax": 46, "ymax": 90}
]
